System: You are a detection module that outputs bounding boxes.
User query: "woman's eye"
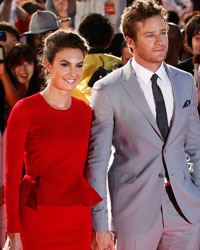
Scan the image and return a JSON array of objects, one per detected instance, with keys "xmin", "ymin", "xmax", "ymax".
[
  {"xmin": 61, "ymin": 63, "xmax": 69, "ymax": 67},
  {"xmin": 76, "ymin": 64, "xmax": 83, "ymax": 69}
]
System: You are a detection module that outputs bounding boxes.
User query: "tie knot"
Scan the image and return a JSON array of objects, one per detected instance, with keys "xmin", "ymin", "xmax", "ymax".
[{"xmin": 151, "ymin": 74, "xmax": 158, "ymax": 85}]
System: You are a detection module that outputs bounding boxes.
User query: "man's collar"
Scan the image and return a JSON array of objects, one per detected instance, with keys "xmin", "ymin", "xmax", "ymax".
[{"xmin": 132, "ymin": 58, "xmax": 166, "ymax": 85}]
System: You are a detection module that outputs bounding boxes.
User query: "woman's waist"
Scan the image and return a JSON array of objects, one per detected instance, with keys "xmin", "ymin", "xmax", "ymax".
[{"xmin": 20, "ymin": 174, "xmax": 102, "ymax": 210}]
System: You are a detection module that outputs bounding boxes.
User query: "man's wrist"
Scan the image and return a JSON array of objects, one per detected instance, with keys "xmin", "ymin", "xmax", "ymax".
[{"xmin": 58, "ymin": 14, "xmax": 68, "ymax": 18}]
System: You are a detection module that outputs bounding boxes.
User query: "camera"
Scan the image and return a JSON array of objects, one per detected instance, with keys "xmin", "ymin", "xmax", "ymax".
[
  {"xmin": 0, "ymin": 45, "xmax": 4, "ymax": 62},
  {"xmin": 0, "ymin": 31, "xmax": 6, "ymax": 62},
  {"xmin": 0, "ymin": 31, "xmax": 6, "ymax": 41}
]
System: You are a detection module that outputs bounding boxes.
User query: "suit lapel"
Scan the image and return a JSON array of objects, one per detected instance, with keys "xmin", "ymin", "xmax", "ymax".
[
  {"xmin": 163, "ymin": 63, "xmax": 179, "ymax": 145},
  {"xmin": 120, "ymin": 61, "xmax": 163, "ymax": 140}
]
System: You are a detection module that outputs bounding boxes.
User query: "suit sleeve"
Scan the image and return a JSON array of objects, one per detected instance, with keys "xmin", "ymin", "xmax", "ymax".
[
  {"xmin": 86, "ymin": 81, "xmax": 114, "ymax": 232},
  {"xmin": 184, "ymin": 75, "xmax": 200, "ymax": 189},
  {"xmin": 5, "ymin": 100, "xmax": 30, "ymax": 233}
]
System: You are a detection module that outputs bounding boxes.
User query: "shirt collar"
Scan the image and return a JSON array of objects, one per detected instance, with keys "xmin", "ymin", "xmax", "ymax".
[{"xmin": 132, "ymin": 58, "xmax": 166, "ymax": 85}]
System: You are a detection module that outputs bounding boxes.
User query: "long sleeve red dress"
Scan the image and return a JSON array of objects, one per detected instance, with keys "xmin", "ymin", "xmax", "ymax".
[{"xmin": 4, "ymin": 93, "xmax": 102, "ymax": 250}]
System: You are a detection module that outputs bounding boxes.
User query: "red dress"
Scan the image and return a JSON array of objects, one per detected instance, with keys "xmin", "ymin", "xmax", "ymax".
[{"xmin": 4, "ymin": 93, "xmax": 102, "ymax": 250}]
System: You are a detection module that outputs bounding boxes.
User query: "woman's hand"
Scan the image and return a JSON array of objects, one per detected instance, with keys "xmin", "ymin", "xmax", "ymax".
[{"xmin": 3, "ymin": 233, "xmax": 23, "ymax": 250}]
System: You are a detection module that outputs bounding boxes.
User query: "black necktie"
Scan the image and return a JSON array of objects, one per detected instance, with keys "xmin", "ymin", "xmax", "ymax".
[{"xmin": 151, "ymin": 74, "xmax": 168, "ymax": 141}]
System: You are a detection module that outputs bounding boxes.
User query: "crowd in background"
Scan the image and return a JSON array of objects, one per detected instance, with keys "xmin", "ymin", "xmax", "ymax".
[{"xmin": 0, "ymin": 0, "xmax": 200, "ymax": 249}]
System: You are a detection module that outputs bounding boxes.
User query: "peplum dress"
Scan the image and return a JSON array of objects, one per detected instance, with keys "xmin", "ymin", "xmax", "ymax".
[{"xmin": 4, "ymin": 93, "xmax": 102, "ymax": 250}]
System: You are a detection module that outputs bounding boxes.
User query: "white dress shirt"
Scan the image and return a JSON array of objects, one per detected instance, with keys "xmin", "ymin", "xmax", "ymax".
[{"xmin": 132, "ymin": 58, "xmax": 174, "ymax": 127}]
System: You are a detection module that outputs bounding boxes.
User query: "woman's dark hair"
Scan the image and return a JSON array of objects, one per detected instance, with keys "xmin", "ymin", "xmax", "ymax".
[
  {"xmin": 26, "ymin": 34, "xmax": 35, "ymax": 50},
  {"xmin": 167, "ymin": 10, "xmax": 179, "ymax": 25},
  {"xmin": 6, "ymin": 44, "xmax": 41, "ymax": 96},
  {"xmin": 78, "ymin": 13, "xmax": 114, "ymax": 49},
  {"xmin": 185, "ymin": 14, "xmax": 200, "ymax": 49},
  {"xmin": 43, "ymin": 29, "xmax": 88, "ymax": 64}
]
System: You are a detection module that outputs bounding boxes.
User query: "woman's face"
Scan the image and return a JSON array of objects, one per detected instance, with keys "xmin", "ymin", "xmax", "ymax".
[
  {"xmin": 46, "ymin": 47, "xmax": 84, "ymax": 92},
  {"xmin": 192, "ymin": 31, "xmax": 200, "ymax": 55},
  {"xmin": 12, "ymin": 61, "xmax": 34, "ymax": 87}
]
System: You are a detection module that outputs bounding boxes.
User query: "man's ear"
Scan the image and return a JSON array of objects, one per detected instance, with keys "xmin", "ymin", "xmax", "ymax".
[{"xmin": 126, "ymin": 36, "xmax": 135, "ymax": 53}]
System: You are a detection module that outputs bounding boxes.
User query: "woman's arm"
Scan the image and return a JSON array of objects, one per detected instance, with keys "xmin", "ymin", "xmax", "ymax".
[
  {"xmin": 5, "ymin": 100, "xmax": 30, "ymax": 234},
  {"xmin": 53, "ymin": 0, "xmax": 71, "ymax": 29},
  {"xmin": 0, "ymin": 63, "xmax": 20, "ymax": 108},
  {"xmin": 0, "ymin": 0, "xmax": 13, "ymax": 22},
  {"xmin": 15, "ymin": 5, "xmax": 28, "ymax": 22}
]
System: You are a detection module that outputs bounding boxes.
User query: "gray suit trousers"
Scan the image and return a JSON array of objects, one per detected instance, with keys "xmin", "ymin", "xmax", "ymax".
[{"xmin": 116, "ymin": 186, "xmax": 200, "ymax": 250}]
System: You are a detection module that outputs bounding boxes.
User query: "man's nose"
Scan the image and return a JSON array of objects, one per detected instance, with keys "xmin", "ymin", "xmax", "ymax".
[{"xmin": 155, "ymin": 35, "xmax": 162, "ymax": 45}]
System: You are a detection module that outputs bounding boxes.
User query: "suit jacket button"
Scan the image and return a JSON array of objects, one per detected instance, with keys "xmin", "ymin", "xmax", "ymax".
[
  {"xmin": 163, "ymin": 149, "xmax": 167, "ymax": 153},
  {"xmin": 158, "ymin": 173, "xmax": 164, "ymax": 178}
]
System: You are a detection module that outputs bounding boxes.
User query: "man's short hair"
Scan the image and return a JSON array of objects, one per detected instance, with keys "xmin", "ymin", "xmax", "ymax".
[
  {"xmin": 185, "ymin": 14, "xmax": 200, "ymax": 49},
  {"xmin": 0, "ymin": 22, "xmax": 19, "ymax": 41},
  {"xmin": 78, "ymin": 13, "xmax": 114, "ymax": 49},
  {"xmin": 120, "ymin": 0, "xmax": 167, "ymax": 42}
]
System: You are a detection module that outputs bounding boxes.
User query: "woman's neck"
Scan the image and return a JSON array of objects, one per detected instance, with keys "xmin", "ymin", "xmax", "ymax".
[
  {"xmin": 15, "ymin": 82, "xmax": 28, "ymax": 99},
  {"xmin": 40, "ymin": 85, "xmax": 72, "ymax": 110}
]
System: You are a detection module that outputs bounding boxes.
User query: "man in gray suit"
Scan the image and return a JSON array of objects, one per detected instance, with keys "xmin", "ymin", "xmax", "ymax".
[{"xmin": 86, "ymin": 0, "xmax": 200, "ymax": 249}]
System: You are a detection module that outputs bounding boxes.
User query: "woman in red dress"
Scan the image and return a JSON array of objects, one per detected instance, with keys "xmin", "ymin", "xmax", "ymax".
[{"xmin": 3, "ymin": 29, "xmax": 102, "ymax": 250}]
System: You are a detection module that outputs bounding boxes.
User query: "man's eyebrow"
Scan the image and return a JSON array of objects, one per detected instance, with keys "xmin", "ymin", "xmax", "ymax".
[{"xmin": 143, "ymin": 28, "xmax": 167, "ymax": 34}]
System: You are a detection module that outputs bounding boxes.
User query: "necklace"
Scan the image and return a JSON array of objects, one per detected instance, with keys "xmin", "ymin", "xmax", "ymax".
[
  {"xmin": 41, "ymin": 91, "xmax": 72, "ymax": 110},
  {"xmin": 47, "ymin": 99, "xmax": 72, "ymax": 110}
]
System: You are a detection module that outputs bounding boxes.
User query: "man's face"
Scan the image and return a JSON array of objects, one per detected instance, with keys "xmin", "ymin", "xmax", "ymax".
[
  {"xmin": 127, "ymin": 15, "xmax": 168, "ymax": 71},
  {"xmin": 192, "ymin": 31, "xmax": 200, "ymax": 55},
  {"xmin": 33, "ymin": 31, "xmax": 54, "ymax": 54}
]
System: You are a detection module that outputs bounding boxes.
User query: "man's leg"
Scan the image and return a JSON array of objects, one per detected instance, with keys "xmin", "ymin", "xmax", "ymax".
[
  {"xmin": 158, "ymin": 186, "xmax": 200, "ymax": 250},
  {"xmin": 116, "ymin": 211, "xmax": 163, "ymax": 250}
]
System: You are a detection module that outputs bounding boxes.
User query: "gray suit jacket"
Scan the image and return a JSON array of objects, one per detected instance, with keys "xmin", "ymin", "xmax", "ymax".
[{"xmin": 86, "ymin": 59, "xmax": 200, "ymax": 234}]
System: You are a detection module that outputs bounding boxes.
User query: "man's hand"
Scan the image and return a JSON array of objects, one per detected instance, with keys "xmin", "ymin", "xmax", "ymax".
[
  {"xmin": 91, "ymin": 231, "xmax": 115, "ymax": 250},
  {"xmin": 0, "ymin": 185, "xmax": 4, "ymax": 206}
]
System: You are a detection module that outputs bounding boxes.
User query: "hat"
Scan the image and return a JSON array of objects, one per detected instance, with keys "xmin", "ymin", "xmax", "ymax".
[{"xmin": 23, "ymin": 10, "xmax": 59, "ymax": 35}]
